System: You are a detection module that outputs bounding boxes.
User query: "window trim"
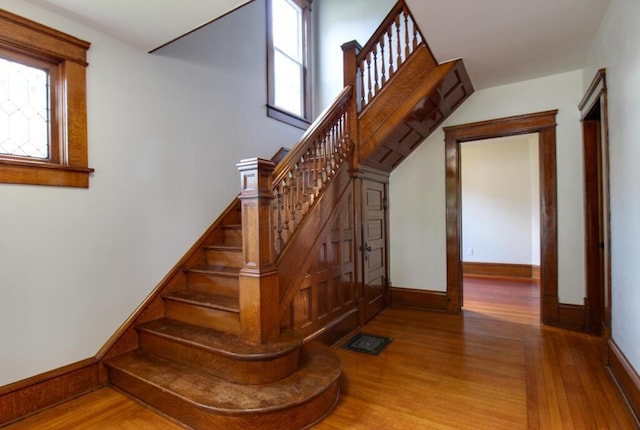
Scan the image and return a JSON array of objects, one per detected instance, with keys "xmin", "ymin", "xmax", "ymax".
[
  {"xmin": 0, "ymin": 9, "xmax": 93, "ymax": 188},
  {"xmin": 266, "ymin": 0, "xmax": 312, "ymax": 130}
]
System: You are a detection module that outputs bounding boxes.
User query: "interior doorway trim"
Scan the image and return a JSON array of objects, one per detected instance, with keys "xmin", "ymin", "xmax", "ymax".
[{"xmin": 443, "ymin": 110, "xmax": 559, "ymax": 324}]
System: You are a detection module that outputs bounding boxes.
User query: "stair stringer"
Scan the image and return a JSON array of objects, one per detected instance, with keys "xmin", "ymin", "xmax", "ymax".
[
  {"xmin": 277, "ymin": 161, "xmax": 360, "ymax": 345},
  {"xmin": 358, "ymin": 46, "xmax": 474, "ymax": 172},
  {"xmin": 97, "ymin": 197, "xmax": 242, "ymax": 368}
]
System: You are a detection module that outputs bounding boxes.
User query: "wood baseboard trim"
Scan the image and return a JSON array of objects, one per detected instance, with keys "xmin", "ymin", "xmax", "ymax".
[
  {"xmin": 463, "ymin": 262, "xmax": 539, "ymax": 279},
  {"xmin": 556, "ymin": 303, "xmax": 585, "ymax": 331},
  {"xmin": 0, "ymin": 358, "xmax": 101, "ymax": 426},
  {"xmin": 607, "ymin": 339, "xmax": 640, "ymax": 425},
  {"xmin": 391, "ymin": 287, "xmax": 448, "ymax": 312}
]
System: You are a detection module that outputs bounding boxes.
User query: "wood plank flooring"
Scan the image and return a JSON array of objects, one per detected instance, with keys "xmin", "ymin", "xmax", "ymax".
[{"xmin": 4, "ymin": 277, "xmax": 637, "ymax": 429}]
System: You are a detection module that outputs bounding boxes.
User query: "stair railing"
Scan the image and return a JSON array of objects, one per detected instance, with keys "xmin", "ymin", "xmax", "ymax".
[
  {"xmin": 270, "ymin": 85, "xmax": 354, "ymax": 256},
  {"xmin": 236, "ymin": 86, "xmax": 353, "ymax": 343},
  {"xmin": 354, "ymin": 0, "xmax": 424, "ymax": 112},
  {"xmin": 236, "ymin": 0, "xmax": 422, "ymax": 343}
]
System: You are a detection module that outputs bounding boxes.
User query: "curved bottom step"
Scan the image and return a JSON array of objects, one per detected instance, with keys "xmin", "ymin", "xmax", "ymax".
[{"xmin": 106, "ymin": 342, "xmax": 340, "ymax": 429}]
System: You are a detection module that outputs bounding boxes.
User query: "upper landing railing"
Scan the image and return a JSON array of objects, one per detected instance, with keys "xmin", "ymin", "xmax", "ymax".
[{"xmin": 353, "ymin": 1, "xmax": 424, "ymax": 112}]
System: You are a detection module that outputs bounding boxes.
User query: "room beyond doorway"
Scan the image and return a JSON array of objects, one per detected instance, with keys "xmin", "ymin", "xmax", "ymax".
[{"xmin": 443, "ymin": 110, "xmax": 560, "ymax": 325}]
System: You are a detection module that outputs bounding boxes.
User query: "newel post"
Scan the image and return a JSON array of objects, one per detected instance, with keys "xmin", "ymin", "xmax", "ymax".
[
  {"xmin": 342, "ymin": 40, "xmax": 362, "ymax": 169},
  {"xmin": 236, "ymin": 158, "xmax": 280, "ymax": 344}
]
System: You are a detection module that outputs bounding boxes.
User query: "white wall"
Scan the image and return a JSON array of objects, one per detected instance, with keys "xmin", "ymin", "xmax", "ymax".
[
  {"xmin": 0, "ymin": 0, "xmax": 302, "ymax": 386},
  {"xmin": 390, "ymin": 70, "xmax": 585, "ymax": 305},
  {"xmin": 314, "ymin": 0, "xmax": 395, "ymax": 112},
  {"xmin": 584, "ymin": 0, "xmax": 640, "ymax": 375},
  {"xmin": 461, "ymin": 135, "xmax": 539, "ymax": 265}
]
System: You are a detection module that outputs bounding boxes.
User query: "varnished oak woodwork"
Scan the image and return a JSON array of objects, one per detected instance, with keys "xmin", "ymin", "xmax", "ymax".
[
  {"xmin": 463, "ymin": 262, "xmax": 540, "ymax": 279},
  {"xmin": 0, "ymin": 9, "xmax": 93, "ymax": 187},
  {"xmin": 580, "ymin": 69, "xmax": 611, "ymax": 336},
  {"xmin": 98, "ymin": 197, "xmax": 243, "ymax": 363},
  {"xmin": 7, "ymin": 277, "xmax": 637, "ymax": 429},
  {"xmin": 444, "ymin": 110, "xmax": 560, "ymax": 324}
]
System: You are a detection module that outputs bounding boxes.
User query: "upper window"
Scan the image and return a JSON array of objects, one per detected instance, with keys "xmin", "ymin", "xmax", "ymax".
[
  {"xmin": 267, "ymin": 0, "xmax": 312, "ymax": 129},
  {"xmin": 0, "ymin": 9, "xmax": 92, "ymax": 188}
]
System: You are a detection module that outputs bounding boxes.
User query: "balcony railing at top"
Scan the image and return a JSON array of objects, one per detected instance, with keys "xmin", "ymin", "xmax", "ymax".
[
  {"xmin": 355, "ymin": 1, "xmax": 424, "ymax": 112},
  {"xmin": 271, "ymin": 86, "xmax": 354, "ymax": 256}
]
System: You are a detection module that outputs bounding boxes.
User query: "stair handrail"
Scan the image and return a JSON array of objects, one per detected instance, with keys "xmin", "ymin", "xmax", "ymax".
[
  {"xmin": 355, "ymin": 0, "xmax": 427, "ymax": 112},
  {"xmin": 271, "ymin": 85, "xmax": 354, "ymax": 255}
]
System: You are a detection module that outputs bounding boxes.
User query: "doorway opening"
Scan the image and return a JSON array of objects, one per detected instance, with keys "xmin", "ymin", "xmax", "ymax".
[
  {"xmin": 443, "ymin": 110, "xmax": 560, "ymax": 325},
  {"xmin": 460, "ymin": 135, "xmax": 541, "ymax": 315}
]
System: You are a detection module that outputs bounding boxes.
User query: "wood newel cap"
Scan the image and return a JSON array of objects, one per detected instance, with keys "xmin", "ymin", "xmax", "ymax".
[
  {"xmin": 341, "ymin": 40, "xmax": 362, "ymax": 55},
  {"xmin": 236, "ymin": 158, "xmax": 276, "ymax": 197}
]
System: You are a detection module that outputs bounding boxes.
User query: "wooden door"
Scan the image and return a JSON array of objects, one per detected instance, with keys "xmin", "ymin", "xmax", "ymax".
[{"xmin": 361, "ymin": 179, "xmax": 388, "ymax": 322}]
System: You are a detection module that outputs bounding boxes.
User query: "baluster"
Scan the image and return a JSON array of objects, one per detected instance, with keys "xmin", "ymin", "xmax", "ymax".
[
  {"xmin": 395, "ymin": 15, "xmax": 402, "ymax": 68},
  {"xmin": 404, "ymin": 10, "xmax": 410, "ymax": 59},
  {"xmin": 373, "ymin": 48, "xmax": 380, "ymax": 93},
  {"xmin": 412, "ymin": 16, "xmax": 419, "ymax": 50},
  {"xmin": 379, "ymin": 36, "xmax": 386, "ymax": 86},
  {"xmin": 358, "ymin": 64, "xmax": 366, "ymax": 110},
  {"xmin": 387, "ymin": 27, "xmax": 394, "ymax": 77},
  {"xmin": 288, "ymin": 171, "xmax": 296, "ymax": 229},
  {"xmin": 274, "ymin": 187, "xmax": 283, "ymax": 254},
  {"xmin": 366, "ymin": 54, "xmax": 373, "ymax": 103},
  {"xmin": 315, "ymin": 140, "xmax": 322, "ymax": 194}
]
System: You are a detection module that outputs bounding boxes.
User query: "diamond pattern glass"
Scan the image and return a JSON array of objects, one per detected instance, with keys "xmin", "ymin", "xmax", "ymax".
[{"xmin": 0, "ymin": 57, "xmax": 50, "ymax": 159}]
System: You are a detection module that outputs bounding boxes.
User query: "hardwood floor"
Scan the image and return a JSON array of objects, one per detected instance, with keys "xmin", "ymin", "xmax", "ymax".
[{"xmin": 4, "ymin": 277, "xmax": 637, "ymax": 429}]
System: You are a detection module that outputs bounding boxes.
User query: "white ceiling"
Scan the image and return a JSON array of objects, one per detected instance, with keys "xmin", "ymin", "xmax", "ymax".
[{"xmin": 23, "ymin": 0, "xmax": 610, "ymax": 90}]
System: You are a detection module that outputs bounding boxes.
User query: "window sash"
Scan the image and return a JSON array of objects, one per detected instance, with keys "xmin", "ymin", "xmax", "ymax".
[{"xmin": 267, "ymin": 0, "xmax": 311, "ymax": 128}]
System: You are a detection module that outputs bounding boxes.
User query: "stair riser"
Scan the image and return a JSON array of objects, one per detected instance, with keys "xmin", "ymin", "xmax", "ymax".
[
  {"xmin": 206, "ymin": 249, "xmax": 243, "ymax": 268},
  {"xmin": 108, "ymin": 366, "xmax": 340, "ymax": 430},
  {"xmin": 138, "ymin": 334, "xmax": 300, "ymax": 385},
  {"xmin": 164, "ymin": 301, "xmax": 240, "ymax": 335},
  {"xmin": 222, "ymin": 227, "xmax": 242, "ymax": 246},
  {"xmin": 186, "ymin": 272, "xmax": 239, "ymax": 297}
]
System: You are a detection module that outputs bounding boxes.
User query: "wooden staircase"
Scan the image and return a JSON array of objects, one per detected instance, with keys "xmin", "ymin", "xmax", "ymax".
[
  {"xmin": 100, "ymin": 1, "xmax": 473, "ymax": 429},
  {"xmin": 104, "ymin": 200, "xmax": 341, "ymax": 429}
]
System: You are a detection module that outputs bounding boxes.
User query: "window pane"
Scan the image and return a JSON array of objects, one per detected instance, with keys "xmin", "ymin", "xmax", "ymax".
[
  {"xmin": 274, "ymin": 50, "xmax": 303, "ymax": 116},
  {"xmin": 272, "ymin": 0, "xmax": 302, "ymax": 62},
  {"xmin": 0, "ymin": 57, "xmax": 50, "ymax": 159}
]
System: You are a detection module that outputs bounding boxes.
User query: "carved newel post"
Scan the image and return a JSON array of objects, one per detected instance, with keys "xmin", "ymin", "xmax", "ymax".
[{"xmin": 236, "ymin": 158, "xmax": 280, "ymax": 344}]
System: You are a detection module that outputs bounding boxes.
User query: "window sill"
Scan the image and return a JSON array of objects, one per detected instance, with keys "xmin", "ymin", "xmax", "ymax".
[
  {"xmin": 0, "ymin": 158, "xmax": 94, "ymax": 188},
  {"xmin": 267, "ymin": 105, "xmax": 311, "ymax": 130}
]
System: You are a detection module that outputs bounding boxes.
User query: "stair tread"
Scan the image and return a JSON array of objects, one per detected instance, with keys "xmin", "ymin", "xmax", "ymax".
[
  {"xmin": 138, "ymin": 318, "xmax": 301, "ymax": 359},
  {"xmin": 206, "ymin": 244, "xmax": 242, "ymax": 251},
  {"xmin": 187, "ymin": 265, "xmax": 240, "ymax": 277},
  {"xmin": 107, "ymin": 342, "xmax": 340, "ymax": 413},
  {"xmin": 164, "ymin": 290, "xmax": 239, "ymax": 312},
  {"xmin": 221, "ymin": 224, "xmax": 241, "ymax": 230}
]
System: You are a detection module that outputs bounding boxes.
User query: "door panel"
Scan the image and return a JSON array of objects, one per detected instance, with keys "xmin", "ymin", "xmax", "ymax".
[{"xmin": 362, "ymin": 180, "xmax": 387, "ymax": 322}]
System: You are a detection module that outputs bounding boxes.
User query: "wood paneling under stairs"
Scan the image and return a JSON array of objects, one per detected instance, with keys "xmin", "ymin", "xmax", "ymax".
[{"xmin": 8, "ymin": 277, "xmax": 637, "ymax": 429}]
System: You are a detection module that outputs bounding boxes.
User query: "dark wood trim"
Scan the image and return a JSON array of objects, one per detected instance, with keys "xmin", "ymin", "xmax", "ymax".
[
  {"xmin": 556, "ymin": 303, "xmax": 585, "ymax": 331},
  {"xmin": 0, "ymin": 9, "xmax": 92, "ymax": 188},
  {"xmin": 0, "ymin": 358, "xmax": 100, "ymax": 426},
  {"xmin": 444, "ymin": 110, "xmax": 559, "ymax": 324},
  {"xmin": 463, "ymin": 262, "xmax": 539, "ymax": 279},
  {"xmin": 607, "ymin": 339, "xmax": 640, "ymax": 425},
  {"xmin": 580, "ymin": 68, "xmax": 611, "ymax": 336},
  {"xmin": 390, "ymin": 287, "xmax": 448, "ymax": 312}
]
